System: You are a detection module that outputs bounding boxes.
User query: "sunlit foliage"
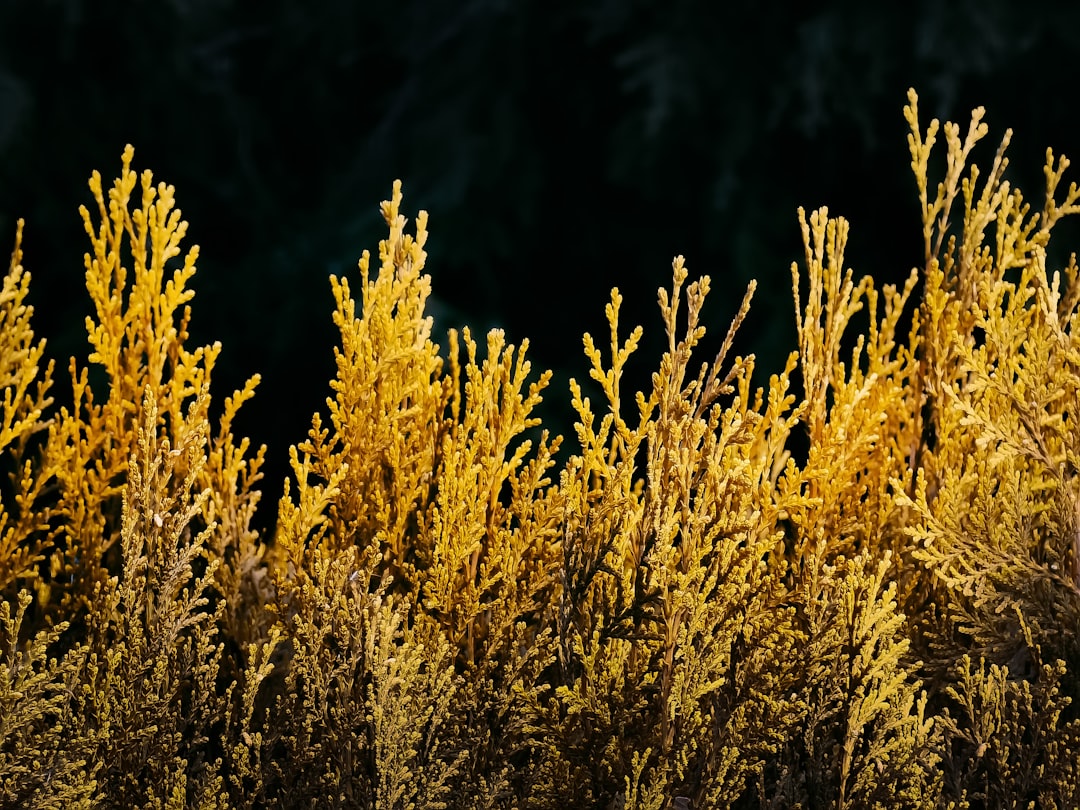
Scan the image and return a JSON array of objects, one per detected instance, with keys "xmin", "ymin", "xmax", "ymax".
[{"xmin": 2, "ymin": 90, "xmax": 1079, "ymax": 807}]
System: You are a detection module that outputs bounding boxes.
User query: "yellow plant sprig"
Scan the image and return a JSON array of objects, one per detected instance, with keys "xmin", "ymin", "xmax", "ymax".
[
  {"xmin": 786, "ymin": 205, "xmax": 921, "ymax": 573},
  {"xmin": 791, "ymin": 207, "xmax": 870, "ymax": 450},
  {"xmin": 80, "ymin": 145, "xmax": 202, "ymax": 423},
  {"xmin": 202, "ymin": 371, "xmax": 269, "ymax": 652},
  {"xmin": 904, "ymin": 87, "xmax": 990, "ymax": 267},
  {"xmin": 0, "ymin": 590, "xmax": 94, "ymax": 807},
  {"xmin": 422, "ymin": 326, "xmax": 555, "ymax": 665},
  {"xmin": 785, "ymin": 553, "xmax": 937, "ymax": 809},
  {"xmin": 44, "ymin": 146, "xmax": 259, "ymax": 624},
  {"xmin": 937, "ymin": 653, "xmax": 1080, "ymax": 807},
  {"xmin": 69, "ymin": 386, "xmax": 229, "ymax": 807},
  {"xmin": 0, "ymin": 221, "xmax": 52, "ymax": 452},
  {"xmin": 291, "ymin": 181, "xmax": 450, "ymax": 590},
  {"xmin": 0, "ymin": 220, "xmax": 58, "ymax": 596},
  {"xmin": 550, "ymin": 258, "xmax": 804, "ymax": 806}
]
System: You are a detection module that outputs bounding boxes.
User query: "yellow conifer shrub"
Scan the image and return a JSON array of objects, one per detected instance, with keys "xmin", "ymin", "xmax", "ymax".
[{"xmin": 2, "ymin": 90, "xmax": 1080, "ymax": 808}]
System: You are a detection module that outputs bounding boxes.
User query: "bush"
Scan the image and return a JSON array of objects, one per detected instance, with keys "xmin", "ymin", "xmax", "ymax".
[{"xmin": 1, "ymin": 89, "xmax": 1078, "ymax": 809}]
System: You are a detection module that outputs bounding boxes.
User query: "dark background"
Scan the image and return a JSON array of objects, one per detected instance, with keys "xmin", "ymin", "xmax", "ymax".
[{"xmin": 3, "ymin": 1, "xmax": 1079, "ymax": 534}]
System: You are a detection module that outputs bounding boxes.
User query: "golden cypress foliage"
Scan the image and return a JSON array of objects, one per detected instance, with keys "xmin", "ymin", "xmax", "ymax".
[
  {"xmin": 2, "ymin": 145, "xmax": 264, "ymax": 807},
  {"xmin": 896, "ymin": 88, "xmax": 1080, "ymax": 807},
  {"xmin": 3, "ymin": 90, "xmax": 1080, "ymax": 807},
  {"xmin": 0, "ymin": 219, "xmax": 55, "ymax": 599}
]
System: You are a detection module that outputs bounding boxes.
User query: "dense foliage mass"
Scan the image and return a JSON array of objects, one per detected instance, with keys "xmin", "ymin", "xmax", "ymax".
[
  {"xmin": 1, "ymin": 91, "xmax": 1079, "ymax": 808},
  {"xmin": 6, "ymin": 2, "xmax": 1075, "ymax": 510}
]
